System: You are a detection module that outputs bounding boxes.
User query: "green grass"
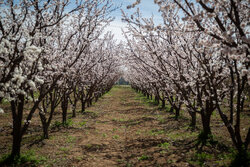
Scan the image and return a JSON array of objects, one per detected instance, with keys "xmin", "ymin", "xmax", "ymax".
[
  {"xmin": 189, "ymin": 152, "xmax": 213, "ymax": 166},
  {"xmin": 52, "ymin": 118, "xmax": 73, "ymax": 128},
  {"xmin": 59, "ymin": 147, "xmax": 70, "ymax": 153},
  {"xmin": 85, "ymin": 110, "xmax": 98, "ymax": 117},
  {"xmin": 79, "ymin": 120, "xmax": 87, "ymax": 127},
  {"xmin": 66, "ymin": 135, "xmax": 76, "ymax": 143},
  {"xmin": 0, "ymin": 150, "xmax": 47, "ymax": 166},
  {"xmin": 157, "ymin": 115, "xmax": 166, "ymax": 124},
  {"xmin": 136, "ymin": 130, "xmax": 141, "ymax": 135},
  {"xmin": 166, "ymin": 131, "xmax": 197, "ymax": 140},
  {"xmin": 112, "ymin": 135, "xmax": 119, "ymax": 139},
  {"xmin": 138, "ymin": 155, "xmax": 150, "ymax": 161},
  {"xmin": 148, "ymin": 129, "xmax": 165, "ymax": 136},
  {"xmin": 159, "ymin": 142, "xmax": 170, "ymax": 150},
  {"xmin": 64, "ymin": 119, "xmax": 73, "ymax": 127}
]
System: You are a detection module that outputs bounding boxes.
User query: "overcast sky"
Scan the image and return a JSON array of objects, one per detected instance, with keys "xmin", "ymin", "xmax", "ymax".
[{"xmin": 106, "ymin": 0, "xmax": 162, "ymax": 42}]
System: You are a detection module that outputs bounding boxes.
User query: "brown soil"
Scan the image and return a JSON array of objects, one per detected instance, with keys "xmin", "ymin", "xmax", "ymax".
[{"xmin": 0, "ymin": 86, "xmax": 248, "ymax": 167}]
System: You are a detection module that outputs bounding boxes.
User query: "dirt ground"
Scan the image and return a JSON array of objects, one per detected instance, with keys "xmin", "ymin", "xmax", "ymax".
[{"xmin": 0, "ymin": 86, "xmax": 249, "ymax": 167}]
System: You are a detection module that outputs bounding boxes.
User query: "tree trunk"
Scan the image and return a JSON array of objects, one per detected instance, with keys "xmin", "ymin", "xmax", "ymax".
[
  {"xmin": 169, "ymin": 106, "xmax": 174, "ymax": 113},
  {"xmin": 81, "ymin": 99, "xmax": 86, "ymax": 113},
  {"xmin": 155, "ymin": 95, "xmax": 159, "ymax": 105},
  {"xmin": 42, "ymin": 124, "xmax": 49, "ymax": 139},
  {"xmin": 175, "ymin": 106, "xmax": 180, "ymax": 120},
  {"xmin": 10, "ymin": 95, "xmax": 25, "ymax": 160},
  {"xmin": 43, "ymin": 105, "xmax": 56, "ymax": 139},
  {"xmin": 201, "ymin": 111, "xmax": 212, "ymax": 139},
  {"xmin": 72, "ymin": 104, "xmax": 76, "ymax": 118},
  {"xmin": 72, "ymin": 98, "xmax": 78, "ymax": 118},
  {"xmin": 10, "ymin": 134, "xmax": 21, "ymax": 160},
  {"xmin": 161, "ymin": 99, "xmax": 165, "ymax": 109},
  {"xmin": 39, "ymin": 110, "xmax": 49, "ymax": 139},
  {"xmin": 190, "ymin": 111, "xmax": 196, "ymax": 130},
  {"xmin": 87, "ymin": 100, "xmax": 90, "ymax": 107},
  {"xmin": 61, "ymin": 94, "xmax": 69, "ymax": 125}
]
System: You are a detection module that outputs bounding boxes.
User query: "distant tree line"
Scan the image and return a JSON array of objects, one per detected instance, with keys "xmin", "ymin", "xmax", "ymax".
[{"xmin": 116, "ymin": 77, "xmax": 129, "ymax": 85}]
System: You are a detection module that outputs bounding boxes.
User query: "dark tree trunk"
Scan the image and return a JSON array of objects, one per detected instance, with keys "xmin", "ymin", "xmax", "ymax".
[
  {"xmin": 61, "ymin": 94, "xmax": 69, "ymax": 125},
  {"xmin": 161, "ymin": 99, "xmax": 165, "ymax": 109},
  {"xmin": 155, "ymin": 95, "xmax": 159, "ymax": 105},
  {"xmin": 81, "ymin": 99, "xmax": 86, "ymax": 113},
  {"xmin": 201, "ymin": 110, "xmax": 212, "ymax": 139},
  {"xmin": 169, "ymin": 106, "xmax": 174, "ymax": 113},
  {"xmin": 175, "ymin": 106, "xmax": 180, "ymax": 120},
  {"xmin": 87, "ymin": 100, "xmax": 90, "ymax": 107},
  {"xmin": 190, "ymin": 111, "xmax": 196, "ymax": 130},
  {"xmin": 39, "ymin": 111, "xmax": 48, "ymax": 139},
  {"xmin": 10, "ymin": 95, "xmax": 25, "ymax": 160},
  {"xmin": 72, "ymin": 104, "xmax": 76, "ymax": 118},
  {"xmin": 42, "ymin": 124, "xmax": 49, "ymax": 139}
]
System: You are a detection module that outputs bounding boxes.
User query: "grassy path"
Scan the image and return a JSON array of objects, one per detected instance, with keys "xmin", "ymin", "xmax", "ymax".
[{"xmin": 66, "ymin": 86, "xmax": 191, "ymax": 167}]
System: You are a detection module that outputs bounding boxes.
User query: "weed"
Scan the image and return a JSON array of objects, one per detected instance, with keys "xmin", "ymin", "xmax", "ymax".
[
  {"xmin": 66, "ymin": 136, "xmax": 76, "ymax": 143},
  {"xmin": 85, "ymin": 110, "xmax": 98, "ymax": 117},
  {"xmin": 112, "ymin": 135, "xmax": 119, "ymax": 139},
  {"xmin": 79, "ymin": 120, "xmax": 87, "ymax": 127},
  {"xmin": 76, "ymin": 156, "xmax": 83, "ymax": 161},
  {"xmin": 167, "ymin": 159, "xmax": 174, "ymax": 164},
  {"xmin": 59, "ymin": 147, "xmax": 69, "ymax": 153},
  {"xmin": 197, "ymin": 131, "xmax": 217, "ymax": 146},
  {"xmin": 159, "ymin": 142, "xmax": 170, "ymax": 150},
  {"xmin": 136, "ymin": 130, "xmax": 141, "ymax": 135},
  {"xmin": 167, "ymin": 131, "xmax": 197, "ymax": 140},
  {"xmin": 216, "ymin": 152, "xmax": 234, "ymax": 166},
  {"xmin": 157, "ymin": 116, "xmax": 166, "ymax": 124},
  {"xmin": 126, "ymin": 162, "xmax": 133, "ymax": 167},
  {"xmin": 148, "ymin": 129, "xmax": 165, "ymax": 136},
  {"xmin": 52, "ymin": 121, "xmax": 62, "ymax": 128},
  {"xmin": 63, "ymin": 118, "xmax": 73, "ymax": 127},
  {"xmin": 190, "ymin": 152, "xmax": 213, "ymax": 166},
  {"xmin": 102, "ymin": 133, "xmax": 107, "ymax": 137},
  {"xmin": 119, "ymin": 118, "xmax": 126, "ymax": 122},
  {"xmin": 117, "ymin": 159, "xmax": 123, "ymax": 163},
  {"xmin": 160, "ymin": 150, "xmax": 167, "ymax": 154},
  {"xmin": 138, "ymin": 155, "xmax": 150, "ymax": 161}
]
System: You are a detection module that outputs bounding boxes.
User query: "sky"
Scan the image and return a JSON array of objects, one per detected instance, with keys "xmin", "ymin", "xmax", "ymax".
[{"xmin": 106, "ymin": 0, "xmax": 162, "ymax": 42}]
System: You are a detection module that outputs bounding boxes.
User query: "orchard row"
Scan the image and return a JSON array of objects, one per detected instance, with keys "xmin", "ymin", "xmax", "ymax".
[
  {"xmin": 122, "ymin": 0, "xmax": 249, "ymax": 165},
  {"xmin": 0, "ymin": 0, "xmax": 122, "ymax": 162}
]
